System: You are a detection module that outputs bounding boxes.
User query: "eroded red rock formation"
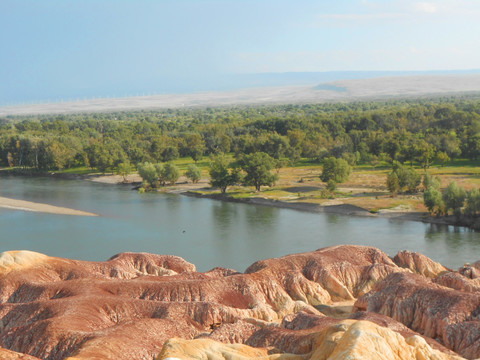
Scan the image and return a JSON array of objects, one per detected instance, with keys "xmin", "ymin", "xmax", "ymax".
[
  {"xmin": 393, "ymin": 250, "xmax": 450, "ymax": 278},
  {"xmin": 435, "ymin": 271, "xmax": 480, "ymax": 292},
  {"xmin": 355, "ymin": 272, "xmax": 480, "ymax": 359},
  {"xmin": 0, "ymin": 246, "xmax": 476, "ymax": 359}
]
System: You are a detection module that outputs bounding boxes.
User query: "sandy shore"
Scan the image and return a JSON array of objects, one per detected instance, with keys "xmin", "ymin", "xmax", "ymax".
[{"xmin": 0, "ymin": 197, "xmax": 98, "ymax": 216}]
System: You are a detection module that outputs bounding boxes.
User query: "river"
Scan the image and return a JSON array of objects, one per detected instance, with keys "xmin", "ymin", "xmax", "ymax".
[{"xmin": 0, "ymin": 176, "xmax": 479, "ymax": 271}]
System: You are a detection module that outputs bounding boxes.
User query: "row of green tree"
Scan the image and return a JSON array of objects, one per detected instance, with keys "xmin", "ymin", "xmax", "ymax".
[
  {"xmin": 1, "ymin": 97, "xmax": 480, "ymax": 173},
  {"xmin": 135, "ymin": 152, "xmax": 353, "ymax": 196},
  {"xmin": 135, "ymin": 152, "xmax": 280, "ymax": 192},
  {"xmin": 385, "ymin": 164, "xmax": 480, "ymax": 220},
  {"xmin": 423, "ymin": 175, "xmax": 480, "ymax": 218},
  {"xmin": 386, "ymin": 164, "xmax": 480, "ymax": 219}
]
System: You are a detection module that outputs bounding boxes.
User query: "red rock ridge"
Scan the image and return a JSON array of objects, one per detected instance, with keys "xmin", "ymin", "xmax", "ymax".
[{"xmin": 0, "ymin": 246, "xmax": 475, "ymax": 359}]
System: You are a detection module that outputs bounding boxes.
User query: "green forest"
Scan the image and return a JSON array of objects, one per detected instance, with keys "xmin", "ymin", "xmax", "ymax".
[{"xmin": 1, "ymin": 96, "xmax": 480, "ymax": 174}]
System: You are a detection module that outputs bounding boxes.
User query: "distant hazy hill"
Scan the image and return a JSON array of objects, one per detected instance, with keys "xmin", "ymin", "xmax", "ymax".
[
  {"xmin": 1, "ymin": 72, "xmax": 480, "ymax": 116},
  {"xmin": 226, "ymin": 69, "xmax": 480, "ymax": 89}
]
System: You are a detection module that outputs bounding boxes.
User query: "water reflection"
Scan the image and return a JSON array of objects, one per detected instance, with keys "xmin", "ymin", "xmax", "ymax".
[
  {"xmin": 326, "ymin": 214, "xmax": 341, "ymax": 224},
  {"xmin": 212, "ymin": 201, "xmax": 237, "ymax": 230},
  {"xmin": 425, "ymin": 223, "xmax": 480, "ymax": 250},
  {"xmin": 245, "ymin": 206, "xmax": 276, "ymax": 229},
  {"xmin": 426, "ymin": 223, "xmax": 475, "ymax": 234},
  {"xmin": 1, "ymin": 176, "xmax": 480, "ymax": 271}
]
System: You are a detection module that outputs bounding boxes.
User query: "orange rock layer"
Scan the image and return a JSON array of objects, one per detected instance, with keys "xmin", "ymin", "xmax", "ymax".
[{"xmin": 0, "ymin": 246, "xmax": 477, "ymax": 360}]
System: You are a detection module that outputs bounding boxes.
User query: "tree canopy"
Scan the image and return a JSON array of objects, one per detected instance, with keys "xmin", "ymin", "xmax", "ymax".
[
  {"xmin": 320, "ymin": 157, "xmax": 352, "ymax": 184},
  {"xmin": 2, "ymin": 97, "xmax": 480, "ymax": 175},
  {"xmin": 238, "ymin": 152, "xmax": 278, "ymax": 191},
  {"xmin": 208, "ymin": 154, "xmax": 239, "ymax": 194}
]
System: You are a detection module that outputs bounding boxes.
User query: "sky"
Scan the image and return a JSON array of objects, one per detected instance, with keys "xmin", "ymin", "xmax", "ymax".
[{"xmin": 1, "ymin": 0, "xmax": 479, "ymax": 104}]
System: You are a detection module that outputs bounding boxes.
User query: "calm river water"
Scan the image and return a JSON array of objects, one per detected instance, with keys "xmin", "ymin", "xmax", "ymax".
[{"xmin": 1, "ymin": 176, "xmax": 479, "ymax": 271}]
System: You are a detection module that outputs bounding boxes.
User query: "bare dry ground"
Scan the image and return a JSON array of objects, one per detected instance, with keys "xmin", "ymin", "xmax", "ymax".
[{"xmin": 1, "ymin": 74, "xmax": 480, "ymax": 116}]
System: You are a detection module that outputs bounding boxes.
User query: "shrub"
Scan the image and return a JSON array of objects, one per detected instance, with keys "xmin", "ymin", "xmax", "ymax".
[
  {"xmin": 465, "ymin": 188, "xmax": 480, "ymax": 216},
  {"xmin": 387, "ymin": 163, "xmax": 421, "ymax": 194},
  {"xmin": 424, "ymin": 186, "xmax": 444, "ymax": 215},
  {"xmin": 185, "ymin": 164, "xmax": 202, "ymax": 183},
  {"xmin": 161, "ymin": 163, "xmax": 180, "ymax": 185},
  {"xmin": 442, "ymin": 182, "xmax": 466, "ymax": 217},
  {"xmin": 137, "ymin": 162, "xmax": 158, "ymax": 187},
  {"xmin": 320, "ymin": 157, "xmax": 352, "ymax": 184},
  {"xmin": 423, "ymin": 172, "xmax": 441, "ymax": 191},
  {"xmin": 386, "ymin": 171, "xmax": 400, "ymax": 194},
  {"xmin": 154, "ymin": 163, "xmax": 164, "ymax": 178},
  {"xmin": 326, "ymin": 179, "xmax": 337, "ymax": 191}
]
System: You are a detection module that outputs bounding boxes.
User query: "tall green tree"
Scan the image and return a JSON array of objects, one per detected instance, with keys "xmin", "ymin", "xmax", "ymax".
[
  {"xmin": 238, "ymin": 152, "xmax": 278, "ymax": 191},
  {"xmin": 387, "ymin": 163, "xmax": 421, "ymax": 194},
  {"xmin": 116, "ymin": 161, "xmax": 134, "ymax": 182},
  {"xmin": 185, "ymin": 134, "xmax": 206, "ymax": 163},
  {"xmin": 209, "ymin": 154, "xmax": 239, "ymax": 194},
  {"xmin": 320, "ymin": 157, "xmax": 352, "ymax": 184},
  {"xmin": 161, "ymin": 146, "xmax": 179, "ymax": 162}
]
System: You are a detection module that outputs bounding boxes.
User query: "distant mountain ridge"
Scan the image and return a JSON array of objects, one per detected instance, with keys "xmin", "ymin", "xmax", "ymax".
[{"xmin": 228, "ymin": 69, "xmax": 480, "ymax": 88}]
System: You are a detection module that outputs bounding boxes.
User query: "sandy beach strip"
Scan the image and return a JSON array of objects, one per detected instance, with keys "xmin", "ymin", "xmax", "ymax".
[{"xmin": 0, "ymin": 197, "xmax": 98, "ymax": 216}]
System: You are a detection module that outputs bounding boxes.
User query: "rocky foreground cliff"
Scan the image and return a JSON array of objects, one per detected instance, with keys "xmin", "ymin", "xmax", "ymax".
[{"xmin": 0, "ymin": 245, "xmax": 478, "ymax": 360}]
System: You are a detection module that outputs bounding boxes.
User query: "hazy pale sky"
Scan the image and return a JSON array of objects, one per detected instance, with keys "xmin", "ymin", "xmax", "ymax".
[{"xmin": 1, "ymin": 0, "xmax": 479, "ymax": 103}]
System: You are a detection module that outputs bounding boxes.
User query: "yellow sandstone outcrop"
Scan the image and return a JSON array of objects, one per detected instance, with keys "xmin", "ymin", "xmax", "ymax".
[
  {"xmin": 0, "ymin": 346, "xmax": 41, "ymax": 359},
  {"xmin": 157, "ymin": 320, "xmax": 464, "ymax": 360},
  {"xmin": 0, "ymin": 250, "xmax": 48, "ymax": 274}
]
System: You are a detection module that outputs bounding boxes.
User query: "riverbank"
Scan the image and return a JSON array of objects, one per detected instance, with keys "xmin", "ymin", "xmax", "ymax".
[
  {"xmin": 68, "ymin": 172, "xmax": 475, "ymax": 228},
  {"xmin": 2, "ymin": 170, "xmax": 473, "ymax": 229},
  {"xmin": 182, "ymin": 190, "xmax": 435, "ymax": 221},
  {"xmin": 182, "ymin": 190, "xmax": 480, "ymax": 229},
  {"xmin": 0, "ymin": 196, "xmax": 98, "ymax": 216}
]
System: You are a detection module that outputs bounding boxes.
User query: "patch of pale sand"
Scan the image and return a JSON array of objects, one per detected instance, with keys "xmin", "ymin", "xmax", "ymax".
[
  {"xmin": 377, "ymin": 204, "xmax": 413, "ymax": 214},
  {"xmin": 322, "ymin": 199, "xmax": 344, "ymax": 206},
  {"xmin": 89, "ymin": 174, "xmax": 142, "ymax": 184},
  {"xmin": 88, "ymin": 174, "xmax": 212, "ymax": 193},
  {"xmin": 0, "ymin": 196, "xmax": 98, "ymax": 216},
  {"xmin": 339, "ymin": 186, "xmax": 387, "ymax": 193}
]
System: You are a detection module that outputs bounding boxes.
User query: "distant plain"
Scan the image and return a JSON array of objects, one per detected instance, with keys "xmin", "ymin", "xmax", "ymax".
[{"xmin": 2, "ymin": 74, "xmax": 480, "ymax": 116}]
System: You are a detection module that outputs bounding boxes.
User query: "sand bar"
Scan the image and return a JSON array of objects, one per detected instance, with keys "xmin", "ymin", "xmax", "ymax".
[{"xmin": 0, "ymin": 196, "xmax": 98, "ymax": 216}]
